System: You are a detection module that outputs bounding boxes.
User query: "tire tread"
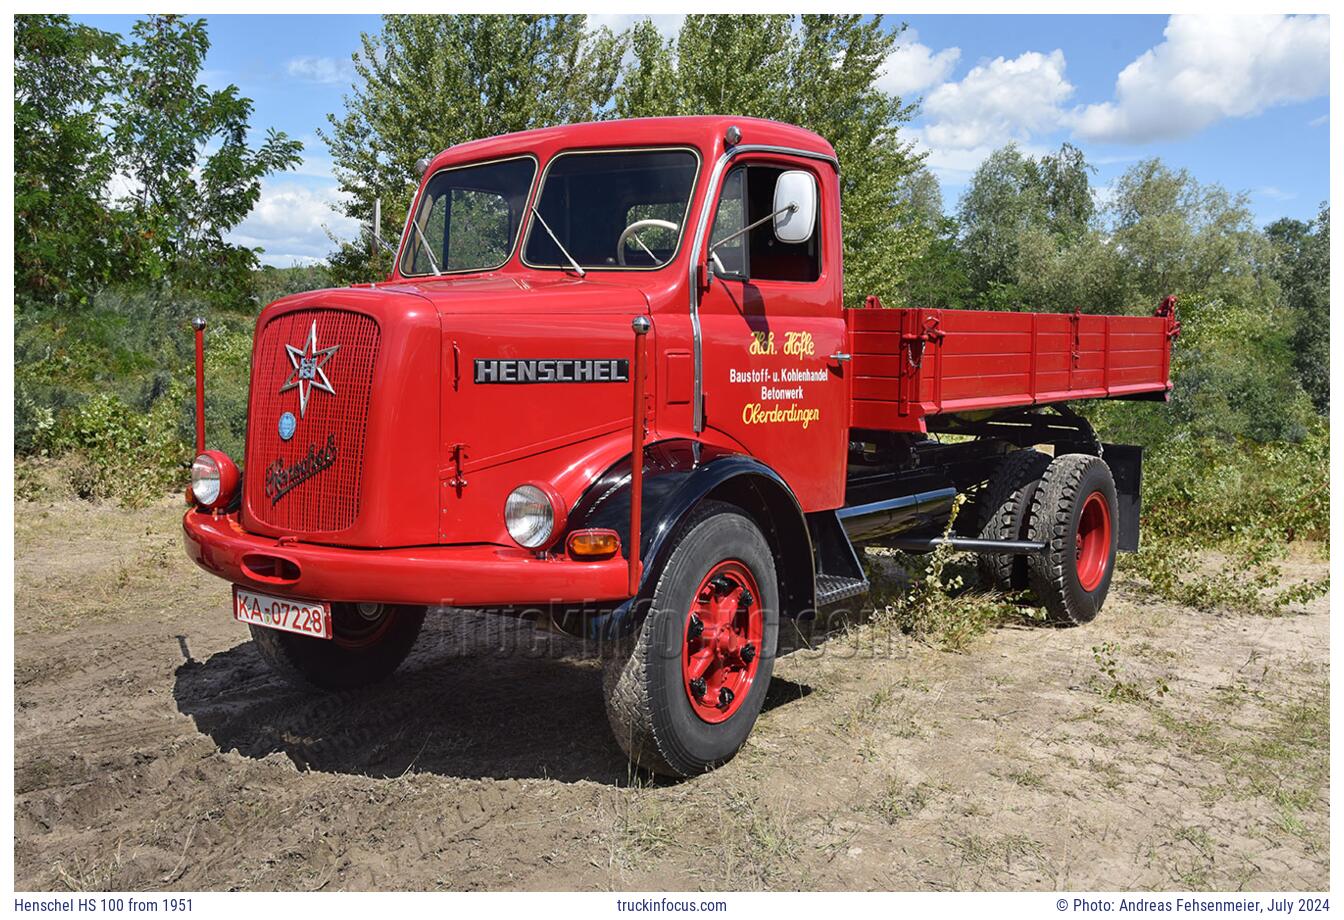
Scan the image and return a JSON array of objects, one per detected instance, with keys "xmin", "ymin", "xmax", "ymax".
[
  {"xmin": 977, "ymin": 448, "xmax": 1051, "ymax": 591},
  {"xmin": 602, "ymin": 500, "xmax": 776, "ymax": 777},
  {"xmin": 1027, "ymin": 454, "xmax": 1115, "ymax": 625}
]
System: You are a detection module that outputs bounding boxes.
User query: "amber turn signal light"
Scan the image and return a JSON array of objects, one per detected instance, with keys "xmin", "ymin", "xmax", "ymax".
[{"xmin": 567, "ymin": 529, "xmax": 621, "ymax": 559}]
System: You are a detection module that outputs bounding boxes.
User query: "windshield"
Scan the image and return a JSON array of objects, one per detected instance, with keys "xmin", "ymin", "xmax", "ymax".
[
  {"xmin": 523, "ymin": 149, "xmax": 699, "ymax": 270},
  {"xmin": 400, "ymin": 156, "xmax": 536, "ymax": 276}
]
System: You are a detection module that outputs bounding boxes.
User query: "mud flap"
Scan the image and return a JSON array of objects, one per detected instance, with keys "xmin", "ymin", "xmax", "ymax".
[{"xmin": 1102, "ymin": 443, "xmax": 1142, "ymax": 553}]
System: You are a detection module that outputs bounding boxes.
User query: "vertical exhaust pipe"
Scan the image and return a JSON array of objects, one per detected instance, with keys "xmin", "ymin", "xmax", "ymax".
[{"xmin": 192, "ymin": 316, "xmax": 207, "ymax": 454}]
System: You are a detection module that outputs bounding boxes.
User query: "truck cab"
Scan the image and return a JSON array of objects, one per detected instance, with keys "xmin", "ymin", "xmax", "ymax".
[{"xmin": 184, "ymin": 116, "xmax": 1175, "ymax": 777}]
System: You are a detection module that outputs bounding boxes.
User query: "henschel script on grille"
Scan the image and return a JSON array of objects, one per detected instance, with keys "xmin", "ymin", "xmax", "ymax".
[{"xmin": 265, "ymin": 434, "xmax": 338, "ymax": 504}]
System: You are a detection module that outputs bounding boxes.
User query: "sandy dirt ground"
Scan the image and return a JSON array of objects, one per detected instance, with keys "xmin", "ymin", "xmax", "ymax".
[{"xmin": 14, "ymin": 496, "xmax": 1329, "ymax": 891}]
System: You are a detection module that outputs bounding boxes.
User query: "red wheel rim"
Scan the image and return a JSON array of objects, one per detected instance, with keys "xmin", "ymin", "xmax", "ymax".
[
  {"xmin": 682, "ymin": 560, "xmax": 764, "ymax": 724},
  {"xmin": 1075, "ymin": 492, "xmax": 1112, "ymax": 592}
]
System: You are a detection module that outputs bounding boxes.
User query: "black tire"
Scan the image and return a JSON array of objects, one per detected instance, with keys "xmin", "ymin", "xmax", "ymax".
[
  {"xmin": 603, "ymin": 501, "xmax": 780, "ymax": 778},
  {"xmin": 1027, "ymin": 454, "xmax": 1119, "ymax": 625},
  {"xmin": 250, "ymin": 603, "xmax": 426, "ymax": 690},
  {"xmin": 977, "ymin": 448, "xmax": 1051, "ymax": 591}
]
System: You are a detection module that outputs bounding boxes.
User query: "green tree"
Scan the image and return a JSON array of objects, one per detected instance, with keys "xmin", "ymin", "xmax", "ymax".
[
  {"xmin": 902, "ymin": 229, "xmax": 972, "ymax": 309},
  {"xmin": 1107, "ymin": 159, "xmax": 1266, "ymax": 307},
  {"xmin": 1266, "ymin": 204, "xmax": 1330, "ymax": 411},
  {"xmin": 897, "ymin": 167, "xmax": 946, "ymax": 230},
  {"xmin": 896, "ymin": 167, "xmax": 972, "ymax": 308},
  {"xmin": 112, "ymin": 15, "xmax": 303, "ymax": 300},
  {"xmin": 322, "ymin": 14, "xmax": 628, "ymax": 279},
  {"xmin": 616, "ymin": 14, "xmax": 928, "ymax": 307},
  {"xmin": 1097, "ymin": 291, "xmax": 1316, "ymax": 446},
  {"xmin": 1009, "ymin": 225, "xmax": 1125, "ymax": 313},
  {"xmin": 14, "ymin": 15, "xmax": 125, "ymax": 304},
  {"xmin": 956, "ymin": 143, "xmax": 1095, "ymax": 306}
]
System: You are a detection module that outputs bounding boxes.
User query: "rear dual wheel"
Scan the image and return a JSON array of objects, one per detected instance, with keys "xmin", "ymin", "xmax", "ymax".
[
  {"xmin": 977, "ymin": 448, "xmax": 1051, "ymax": 591},
  {"xmin": 1027, "ymin": 454, "xmax": 1119, "ymax": 625},
  {"xmin": 975, "ymin": 451, "xmax": 1119, "ymax": 625},
  {"xmin": 603, "ymin": 501, "xmax": 779, "ymax": 777}
]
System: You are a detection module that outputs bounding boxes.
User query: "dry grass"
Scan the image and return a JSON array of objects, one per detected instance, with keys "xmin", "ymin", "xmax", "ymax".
[{"xmin": 13, "ymin": 494, "xmax": 1331, "ymax": 891}]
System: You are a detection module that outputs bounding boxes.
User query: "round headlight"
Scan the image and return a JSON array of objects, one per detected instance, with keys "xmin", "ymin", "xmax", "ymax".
[
  {"xmin": 191, "ymin": 450, "xmax": 239, "ymax": 509},
  {"xmin": 504, "ymin": 483, "xmax": 561, "ymax": 549},
  {"xmin": 191, "ymin": 454, "xmax": 221, "ymax": 505}
]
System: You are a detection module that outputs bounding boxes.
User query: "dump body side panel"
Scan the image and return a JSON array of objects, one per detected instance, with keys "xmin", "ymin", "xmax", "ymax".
[{"xmin": 849, "ymin": 305, "xmax": 1176, "ymax": 432}]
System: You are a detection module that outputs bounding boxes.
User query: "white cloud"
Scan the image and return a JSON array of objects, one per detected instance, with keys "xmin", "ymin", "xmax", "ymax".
[
  {"xmin": 1308, "ymin": 114, "xmax": 1328, "ymax": 128},
  {"xmin": 920, "ymin": 49, "xmax": 1073, "ymax": 152},
  {"xmin": 878, "ymin": 29, "xmax": 960, "ymax": 98},
  {"xmin": 227, "ymin": 179, "xmax": 360, "ymax": 267},
  {"xmin": 912, "ymin": 136, "xmax": 1056, "ymax": 187},
  {"xmin": 1072, "ymin": 14, "xmax": 1328, "ymax": 144},
  {"xmin": 1255, "ymin": 185, "xmax": 1297, "ymax": 202},
  {"xmin": 105, "ymin": 170, "xmax": 141, "ymax": 205},
  {"xmin": 286, "ymin": 55, "xmax": 355, "ymax": 86}
]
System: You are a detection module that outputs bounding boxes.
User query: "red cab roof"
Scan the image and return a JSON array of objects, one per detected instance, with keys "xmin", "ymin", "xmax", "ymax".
[{"xmin": 424, "ymin": 116, "xmax": 837, "ymax": 173}]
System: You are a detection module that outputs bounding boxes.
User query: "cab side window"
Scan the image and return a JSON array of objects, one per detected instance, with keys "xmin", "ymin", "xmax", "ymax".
[{"xmin": 708, "ymin": 164, "xmax": 820, "ymax": 283}]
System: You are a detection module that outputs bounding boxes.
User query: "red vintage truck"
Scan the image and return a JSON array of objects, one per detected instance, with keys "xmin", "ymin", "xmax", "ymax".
[{"xmin": 183, "ymin": 116, "xmax": 1178, "ymax": 777}]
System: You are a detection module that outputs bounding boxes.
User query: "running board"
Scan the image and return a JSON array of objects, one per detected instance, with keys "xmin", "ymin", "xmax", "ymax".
[
  {"xmin": 807, "ymin": 510, "xmax": 870, "ymax": 611},
  {"xmin": 816, "ymin": 574, "xmax": 869, "ymax": 605}
]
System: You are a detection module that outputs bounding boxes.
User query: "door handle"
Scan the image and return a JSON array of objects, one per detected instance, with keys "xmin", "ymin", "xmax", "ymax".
[{"xmin": 828, "ymin": 352, "xmax": 852, "ymax": 364}]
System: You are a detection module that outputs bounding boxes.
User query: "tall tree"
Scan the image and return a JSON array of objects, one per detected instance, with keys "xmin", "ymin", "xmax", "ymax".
[
  {"xmin": 897, "ymin": 168, "xmax": 946, "ymax": 230},
  {"xmin": 956, "ymin": 143, "xmax": 1096, "ymax": 306},
  {"xmin": 896, "ymin": 167, "xmax": 973, "ymax": 308},
  {"xmin": 14, "ymin": 15, "xmax": 124, "ymax": 304},
  {"xmin": 113, "ymin": 15, "xmax": 302, "ymax": 297},
  {"xmin": 1107, "ymin": 158, "xmax": 1266, "ymax": 307},
  {"xmin": 322, "ymin": 14, "xmax": 627, "ymax": 279},
  {"xmin": 615, "ymin": 15, "xmax": 927, "ymax": 306},
  {"xmin": 1266, "ymin": 204, "xmax": 1330, "ymax": 411}
]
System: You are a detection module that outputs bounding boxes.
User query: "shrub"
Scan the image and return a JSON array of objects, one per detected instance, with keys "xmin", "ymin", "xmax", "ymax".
[
  {"xmin": 15, "ymin": 286, "xmax": 257, "ymax": 504},
  {"xmin": 873, "ymin": 496, "xmax": 1034, "ymax": 650},
  {"xmin": 1119, "ymin": 423, "xmax": 1329, "ymax": 615},
  {"xmin": 1090, "ymin": 292, "xmax": 1318, "ymax": 447},
  {"xmin": 45, "ymin": 386, "xmax": 189, "ymax": 506}
]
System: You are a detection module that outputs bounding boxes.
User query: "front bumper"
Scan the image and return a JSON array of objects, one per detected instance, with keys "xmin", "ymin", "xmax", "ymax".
[{"xmin": 183, "ymin": 510, "xmax": 630, "ymax": 607}]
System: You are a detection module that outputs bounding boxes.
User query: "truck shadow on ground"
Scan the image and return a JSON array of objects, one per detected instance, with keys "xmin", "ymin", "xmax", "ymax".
[{"xmin": 172, "ymin": 609, "xmax": 813, "ymax": 786}]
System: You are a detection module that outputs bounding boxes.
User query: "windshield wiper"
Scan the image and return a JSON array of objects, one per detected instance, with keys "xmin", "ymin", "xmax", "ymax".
[
  {"xmin": 530, "ymin": 205, "xmax": 585, "ymax": 278},
  {"xmin": 408, "ymin": 217, "xmax": 442, "ymax": 276}
]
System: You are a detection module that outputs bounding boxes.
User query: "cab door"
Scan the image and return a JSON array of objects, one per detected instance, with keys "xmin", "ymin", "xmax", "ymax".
[{"xmin": 695, "ymin": 156, "xmax": 848, "ymax": 511}]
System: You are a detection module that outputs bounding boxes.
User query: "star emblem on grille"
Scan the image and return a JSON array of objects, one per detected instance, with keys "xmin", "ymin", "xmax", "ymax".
[{"xmin": 280, "ymin": 320, "xmax": 340, "ymax": 418}]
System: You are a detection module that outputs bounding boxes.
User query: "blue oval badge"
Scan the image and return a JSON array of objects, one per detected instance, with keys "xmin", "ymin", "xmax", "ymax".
[{"xmin": 278, "ymin": 411, "xmax": 297, "ymax": 441}]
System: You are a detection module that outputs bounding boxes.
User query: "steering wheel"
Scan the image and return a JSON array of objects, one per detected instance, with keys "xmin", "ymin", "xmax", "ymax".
[{"xmin": 617, "ymin": 219, "xmax": 680, "ymax": 266}]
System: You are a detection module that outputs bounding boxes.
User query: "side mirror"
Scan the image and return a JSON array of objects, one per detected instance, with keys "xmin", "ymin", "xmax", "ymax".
[{"xmin": 773, "ymin": 170, "xmax": 817, "ymax": 244}]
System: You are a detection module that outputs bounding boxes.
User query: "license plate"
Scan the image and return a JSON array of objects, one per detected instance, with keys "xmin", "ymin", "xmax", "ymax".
[{"xmin": 233, "ymin": 586, "xmax": 331, "ymax": 640}]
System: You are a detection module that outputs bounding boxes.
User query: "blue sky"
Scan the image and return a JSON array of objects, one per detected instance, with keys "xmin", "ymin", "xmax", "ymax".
[{"xmin": 78, "ymin": 13, "xmax": 1331, "ymax": 267}]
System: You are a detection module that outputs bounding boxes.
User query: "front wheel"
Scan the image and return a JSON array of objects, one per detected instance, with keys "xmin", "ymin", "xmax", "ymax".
[
  {"xmin": 603, "ymin": 501, "xmax": 779, "ymax": 777},
  {"xmin": 1027, "ymin": 455, "xmax": 1119, "ymax": 625},
  {"xmin": 250, "ymin": 602, "xmax": 426, "ymax": 690}
]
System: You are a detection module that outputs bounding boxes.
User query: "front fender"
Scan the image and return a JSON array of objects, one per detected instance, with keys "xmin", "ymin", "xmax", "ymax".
[{"xmin": 567, "ymin": 439, "xmax": 815, "ymax": 640}]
